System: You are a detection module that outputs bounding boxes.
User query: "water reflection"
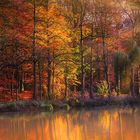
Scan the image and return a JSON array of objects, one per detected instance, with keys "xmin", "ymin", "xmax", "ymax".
[{"xmin": 0, "ymin": 107, "xmax": 140, "ymax": 140}]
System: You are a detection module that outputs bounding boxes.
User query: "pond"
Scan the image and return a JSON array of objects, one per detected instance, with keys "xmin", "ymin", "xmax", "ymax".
[{"xmin": 0, "ymin": 107, "xmax": 140, "ymax": 140}]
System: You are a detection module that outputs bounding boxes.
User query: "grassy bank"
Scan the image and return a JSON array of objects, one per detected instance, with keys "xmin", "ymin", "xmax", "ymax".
[{"xmin": 0, "ymin": 95, "xmax": 140, "ymax": 112}]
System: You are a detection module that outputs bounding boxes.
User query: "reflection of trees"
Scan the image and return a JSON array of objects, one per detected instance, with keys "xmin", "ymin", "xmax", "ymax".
[{"xmin": 0, "ymin": 108, "xmax": 140, "ymax": 140}]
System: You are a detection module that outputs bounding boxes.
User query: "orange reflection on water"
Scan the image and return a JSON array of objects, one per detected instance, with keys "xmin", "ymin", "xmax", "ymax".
[{"xmin": 0, "ymin": 107, "xmax": 140, "ymax": 140}]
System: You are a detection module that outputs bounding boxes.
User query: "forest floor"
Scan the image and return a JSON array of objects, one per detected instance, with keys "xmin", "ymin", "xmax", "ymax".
[{"xmin": 0, "ymin": 94, "xmax": 140, "ymax": 112}]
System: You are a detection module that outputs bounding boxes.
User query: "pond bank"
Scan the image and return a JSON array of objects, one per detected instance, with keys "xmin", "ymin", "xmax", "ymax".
[{"xmin": 0, "ymin": 95, "xmax": 140, "ymax": 112}]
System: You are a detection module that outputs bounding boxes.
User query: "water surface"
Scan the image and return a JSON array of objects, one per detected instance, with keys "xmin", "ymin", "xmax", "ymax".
[{"xmin": 0, "ymin": 107, "xmax": 140, "ymax": 140}]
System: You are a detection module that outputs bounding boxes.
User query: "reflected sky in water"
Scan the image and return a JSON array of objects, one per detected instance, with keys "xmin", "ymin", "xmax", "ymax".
[{"xmin": 0, "ymin": 107, "xmax": 140, "ymax": 140}]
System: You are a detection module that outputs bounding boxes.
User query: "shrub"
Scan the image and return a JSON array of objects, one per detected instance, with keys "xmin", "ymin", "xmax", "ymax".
[{"xmin": 97, "ymin": 81, "xmax": 109, "ymax": 96}]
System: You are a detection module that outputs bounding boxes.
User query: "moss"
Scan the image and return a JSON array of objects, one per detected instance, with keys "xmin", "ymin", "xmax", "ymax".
[
  {"xmin": 40, "ymin": 102, "xmax": 54, "ymax": 112},
  {"xmin": 47, "ymin": 104, "xmax": 54, "ymax": 112},
  {"xmin": 8, "ymin": 102, "xmax": 17, "ymax": 108},
  {"xmin": 63, "ymin": 104, "xmax": 71, "ymax": 111}
]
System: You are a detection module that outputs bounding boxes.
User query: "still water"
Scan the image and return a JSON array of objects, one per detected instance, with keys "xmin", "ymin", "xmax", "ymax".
[{"xmin": 0, "ymin": 107, "xmax": 140, "ymax": 140}]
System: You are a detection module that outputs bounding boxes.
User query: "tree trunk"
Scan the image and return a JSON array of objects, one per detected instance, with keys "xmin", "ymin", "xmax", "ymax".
[
  {"xmin": 16, "ymin": 67, "xmax": 19, "ymax": 101},
  {"xmin": 80, "ymin": 23, "xmax": 85, "ymax": 94},
  {"xmin": 52, "ymin": 50, "xmax": 55, "ymax": 96},
  {"xmin": 19, "ymin": 68, "xmax": 24, "ymax": 93},
  {"xmin": 102, "ymin": 34, "xmax": 108, "ymax": 83},
  {"xmin": 135, "ymin": 67, "xmax": 139, "ymax": 96},
  {"xmin": 38, "ymin": 62, "xmax": 43, "ymax": 100},
  {"xmin": 32, "ymin": 0, "xmax": 37, "ymax": 100},
  {"xmin": 10, "ymin": 71, "xmax": 14, "ymax": 98},
  {"xmin": 131, "ymin": 67, "xmax": 135, "ymax": 96},
  {"xmin": 47, "ymin": 49, "xmax": 52, "ymax": 100},
  {"xmin": 64, "ymin": 66, "xmax": 68, "ymax": 99},
  {"xmin": 132, "ymin": 67, "xmax": 135, "ymax": 96},
  {"xmin": 90, "ymin": 45, "xmax": 93, "ymax": 98},
  {"xmin": 97, "ymin": 55, "xmax": 101, "ymax": 81},
  {"xmin": 118, "ymin": 70, "xmax": 121, "ymax": 94}
]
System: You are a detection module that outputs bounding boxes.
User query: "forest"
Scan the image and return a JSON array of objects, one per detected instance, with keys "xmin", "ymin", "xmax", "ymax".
[{"xmin": 0, "ymin": 0, "xmax": 140, "ymax": 103}]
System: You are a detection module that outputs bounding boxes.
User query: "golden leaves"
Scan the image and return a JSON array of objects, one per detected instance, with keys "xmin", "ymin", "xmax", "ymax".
[{"xmin": 36, "ymin": 3, "xmax": 71, "ymax": 49}]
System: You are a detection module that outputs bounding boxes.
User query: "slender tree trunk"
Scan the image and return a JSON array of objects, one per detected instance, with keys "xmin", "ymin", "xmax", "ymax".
[
  {"xmin": 90, "ymin": 45, "xmax": 93, "ymax": 98},
  {"xmin": 19, "ymin": 71, "xmax": 22, "ymax": 93},
  {"xmin": 131, "ymin": 67, "xmax": 135, "ymax": 96},
  {"xmin": 137, "ymin": 67, "xmax": 140, "ymax": 95},
  {"xmin": 10, "ymin": 71, "xmax": 14, "ymax": 98},
  {"xmin": 90, "ymin": 23, "xmax": 94, "ymax": 98},
  {"xmin": 134, "ymin": 67, "xmax": 139, "ymax": 96},
  {"xmin": 64, "ymin": 66, "xmax": 68, "ymax": 99},
  {"xmin": 19, "ymin": 68, "xmax": 24, "ymax": 93},
  {"xmin": 80, "ymin": 23, "xmax": 85, "ymax": 94},
  {"xmin": 102, "ymin": 33, "xmax": 108, "ymax": 83},
  {"xmin": 38, "ymin": 61, "xmax": 43, "ymax": 100},
  {"xmin": 32, "ymin": 0, "xmax": 37, "ymax": 100},
  {"xmin": 45, "ymin": 0, "xmax": 51, "ymax": 100},
  {"xmin": 16, "ymin": 67, "xmax": 19, "ymax": 101},
  {"xmin": 52, "ymin": 50, "xmax": 55, "ymax": 96},
  {"xmin": 118, "ymin": 70, "xmax": 121, "ymax": 94},
  {"xmin": 47, "ymin": 49, "xmax": 52, "ymax": 100},
  {"xmin": 97, "ymin": 52, "xmax": 100, "ymax": 81},
  {"xmin": 42, "ymin": 64, "xmax": 45, "ymax": 99}
]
